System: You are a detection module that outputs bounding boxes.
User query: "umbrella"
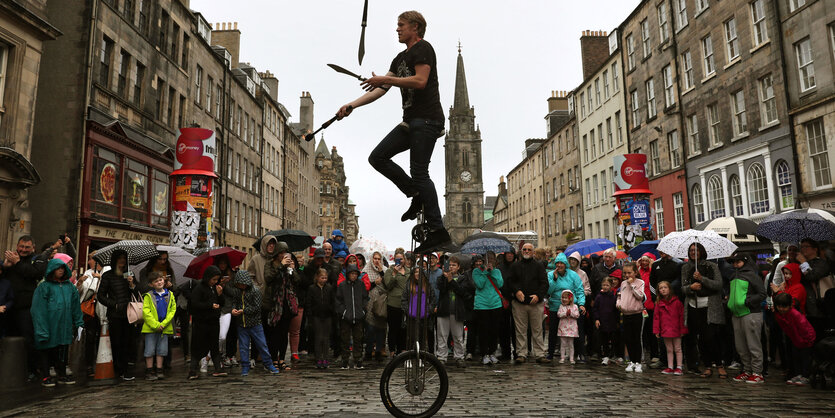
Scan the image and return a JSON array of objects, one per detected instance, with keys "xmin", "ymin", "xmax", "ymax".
[
  {"xmin": 93, "ymin": 240, "xmax": 159, "ymax": 266},
  {"xmin": 252, "ymin": 229, "xmax": 315, "ymax": 252},
  {"xmin": 349, "ymin": 237, "xmax": 387, "ymax": 259},
  {"xmin": 131, "ymin": 246, "xmax": 195, "ymax": 286},
  {"xmin": 185, "ymin": 247, "xmax": 247, "ymax": 280},
  {"xmin": 565, "ymin": 238, "xmax": 616, "ymax": 257},
  {"xmin": 460, "ymin": 238, "xmax": 513, "ymax": 255},
  {"xmin": 590, "ymin": 249, "xmax": 629, "ymax": 259},
  {"xmin": 628, "ymin": 240, "xmax": 659, "ymax": 261},
  {"xmin": 693, "ymin": 216, "xmax": 761, "ymax": 242},
  {"xmin": 756, "ymin": 208, "xmax": 835, "ymax": 243},
  {"xmin": 460, "ymin": 231, "xmax": 511, "ymax": 246},
  {"xmin": 657, "ymin": 230, "xmax": 738, "ymax": 261}
]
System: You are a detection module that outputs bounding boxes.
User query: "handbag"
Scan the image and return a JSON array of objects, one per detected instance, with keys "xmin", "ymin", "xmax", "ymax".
[
  {"xmin": 370, "ymin": 286, "xmax": 388, "ymax": 318},
  {"xmin": 487, "ymin": 274, "xmax": 509, "ymax": 310},
  {"xmin": 81, "ymin": 296, "xmax": 96, "ymax": 319},
  {"xmin": 127, "ymin": 292, "xmax": 144, "ymax": 325}
]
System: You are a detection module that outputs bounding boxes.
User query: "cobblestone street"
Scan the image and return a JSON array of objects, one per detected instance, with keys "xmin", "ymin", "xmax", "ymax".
[{"xmin": 3, "ymin": 351, "xmax": 835, "ymax": 417}]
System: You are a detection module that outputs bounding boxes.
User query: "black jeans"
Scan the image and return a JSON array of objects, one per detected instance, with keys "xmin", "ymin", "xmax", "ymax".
[
  {"xmin": 622, "ymin": 313, "xmax": 644, "ymax": 363},
  {"xmin": 190, "ymin": 319, "xmax": 221, "ymax": 373},
  {"xmin": 498, "ymin": 308, "xmax": 514, "ymax": 358},
  {"xmin": 476, "ymin": 308, "xmax": 502, "ymax": 357},
  {"xmin": 387, "ymin": 306, "xmax": 405, "ymax": 353},
  {"xmin": 312, "ymin": 317, "xmax": 331, "ymax": 361},
  {"xmin": 686, "ymin": 306, "xmax": 722, "ymax": 369},
  {"xmin": 265, "ymin": 314, "xmax": 292, "ymax": 363},
  {"xmin": 368, "ymin": 119, "xmax": 445, "ymax": 230},
  {"xmin": 109, "ymin": 317, "xmax": 135, "ymax": 376},
  {"xmin": 39, "ymin": 345, "xmax": 68, "ymax": 378}
]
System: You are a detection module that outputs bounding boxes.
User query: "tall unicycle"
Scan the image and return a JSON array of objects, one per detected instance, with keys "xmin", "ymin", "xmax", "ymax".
[{"xmin": 380, "ymin": 209, "xmax": 449, "ymax": 418}]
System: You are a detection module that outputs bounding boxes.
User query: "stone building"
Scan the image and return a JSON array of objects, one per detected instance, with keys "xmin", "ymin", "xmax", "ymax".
[
  {"xmin": 577, "ymin": 30, "xmax": 628, "ymax": 243},
  {"xmin": 0, "ymin": 0, "xmax": 59, "ymax": 250},
  {"xmin": 777, "ymin": 0, "xmax": 835, "ymax": 210},
  {"xmin": 286, "ymin": 91, "xmax": 320, "ymax": 237},
  {"xmin": 257, "ymin": 70, "xmax": 285, "ymax": 236},
  {"xmin": 315, "ymin": 139, "xmax": 359, "ymax": 244},
  {"xmin": 678, "ymin": 0, "xmax": 796, "ymax": 224},
  {"xmin": 444, "ymin": 48, "xmax": 484, "ymax": 244},
  {"xmin": 491, "ymin": 176, "xmax": 509, "ymax": 233},
  {"xmin": 30, "ymin": 0, "xmax": 197, "ymax": 255},
  {"xmin": 620, "ymin": 0, "xmax": 689, "ymax": 238},
  {"xmin": 541, "ymin": 91, "xmax": 584, "ymax": 250},
  {"xmin": 506, "ymin": 138, "xmax": 546, "ymax": 239}
]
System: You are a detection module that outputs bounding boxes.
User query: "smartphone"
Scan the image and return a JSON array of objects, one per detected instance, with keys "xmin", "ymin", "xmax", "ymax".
[
  {"xmin": 443, "ymin": 260, "xmax": 450, "ymax": 272},
  {"xmin": 395, "ymin": 258, "xmax": 402, "ymax": 266}
]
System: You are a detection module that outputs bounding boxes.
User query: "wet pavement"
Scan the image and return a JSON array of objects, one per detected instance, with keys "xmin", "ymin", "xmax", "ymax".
[{"xmin": 2, "ymin": 351, "xmax": 835, "ymax": 417}]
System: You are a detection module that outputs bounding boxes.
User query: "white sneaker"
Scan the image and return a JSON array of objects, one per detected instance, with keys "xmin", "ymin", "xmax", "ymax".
[
  {"xmin": 559, "ymin": 358, "xmax": 565, "ymax": 364},
  {"xmin": 728, "ymin": 361, "xmax": 742, "ymax": 370},
  {"xmin": 489, "ymin": 355, "xmax": 499, "ymax": 364},
  {"xmin": 625, "ymin": 362, "xmax": 635, "ymax": 372},
  {"xmin": 466, "ymin": 353, "xmax": 473, "ymax": 361},
  {"xmin": 200, "ymin": 358, "xmax": 208, "ymax": 373},
  {"xmin": 634, "ymin": 363, "xmax": 643, "ymax": 373},
  {"xmin": 601, "ymin": 357, "xmax": 610, "ymax": 365},
  {"xmin": 482, "ymin": 355, "xmax": 491, "ymax": 365}
]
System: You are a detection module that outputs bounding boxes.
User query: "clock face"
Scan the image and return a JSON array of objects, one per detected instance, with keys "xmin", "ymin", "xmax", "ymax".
[{"xmin": 460, "ymin": 171, "xmax": 472, "ymax": 182}]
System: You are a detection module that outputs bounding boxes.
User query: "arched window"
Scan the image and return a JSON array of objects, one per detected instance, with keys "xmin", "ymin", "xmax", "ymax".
[
  {"xmin": 692, "ymin": 184, "xmax": 705, "ymax": 224},
  {"xmin": 708, "ymin": 175, "xmax": 726, "ymax": 219},
  {"xmin": 462, "ymin": 200, "xmax": 472, "ymax": 224},
  {"xmin": 775, "ymin": 160, "xmax": 794, "ymax": 210},
  {"xmin": 462, "ymin": 151, "xmax": 469, "ymax": 169},
  {"xmin": 747, "ymin": 163, "xmax": 769, "ymax": 214},
  {"xmin": 729, "ymin": 175, "xmax": 743, "ymax": 216}
]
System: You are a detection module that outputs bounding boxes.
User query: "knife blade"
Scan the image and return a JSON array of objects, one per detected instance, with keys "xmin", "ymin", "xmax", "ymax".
[
  {"xmin": 358, "ymin": 0, "xmax": 368, "ymax": 65},
  {"xmin": 327, "ymin": 63, "xmax": 366, "ymax": 81}
]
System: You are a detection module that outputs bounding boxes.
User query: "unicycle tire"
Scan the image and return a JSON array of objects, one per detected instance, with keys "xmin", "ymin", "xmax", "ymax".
[
  {"xmin": 411, "ymin": 222, "xmax": 430, "ymax": 244},
  {"xmin": 380, "ymin": 350, "xmax": 448, "ymax": 418}
]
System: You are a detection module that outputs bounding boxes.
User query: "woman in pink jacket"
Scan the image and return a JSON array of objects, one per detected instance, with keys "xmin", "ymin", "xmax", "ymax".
[{"xmin": 653, "ymin": 281, "xmax": 687, "ymax": 375}]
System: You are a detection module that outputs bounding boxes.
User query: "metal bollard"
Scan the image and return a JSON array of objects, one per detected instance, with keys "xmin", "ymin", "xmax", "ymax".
[{"xmin": 0, "ymin": 336, "xmax": 27, "ymax": 388}]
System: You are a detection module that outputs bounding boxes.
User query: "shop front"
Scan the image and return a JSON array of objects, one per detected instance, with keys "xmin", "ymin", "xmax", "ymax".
[{"xmin": 79, "ymin": 120, "xmax": 173, "ymax": 260}]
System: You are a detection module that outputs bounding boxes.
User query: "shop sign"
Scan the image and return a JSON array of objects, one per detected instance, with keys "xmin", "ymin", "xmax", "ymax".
[{"xmin": 88, "ymin": 225, "xmax": 168, "ymax": 244}]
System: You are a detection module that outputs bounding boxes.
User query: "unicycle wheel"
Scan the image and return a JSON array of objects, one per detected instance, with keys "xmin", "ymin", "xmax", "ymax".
[
  {"xmin": 411, "ymin": 222, "xmax": 430, "ymax": 243},
  {"xmin": 380, "ymin": 350, "xmax": 448, "ymax": 418}
]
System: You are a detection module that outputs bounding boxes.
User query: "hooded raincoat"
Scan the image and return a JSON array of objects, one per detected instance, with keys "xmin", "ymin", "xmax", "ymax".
[
  {"xmin": 547, "ymin": 253, "xmax": 586, "ymax": 312},
  {"xmin": 247, "ymin": 235, "xmax": 280, "ymax": 290},
  {"xmin": 30, "ymin": 259, "xmax": 83, "ymax": 350}
]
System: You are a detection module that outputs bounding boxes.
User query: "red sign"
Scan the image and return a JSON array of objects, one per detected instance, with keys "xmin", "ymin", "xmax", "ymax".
[
  {"xmin": 613, "ymin": 154, "xmax": 651, "ymax": 196},
  {"xmin": 172, "ymin": 128, "xmax": 217, "ymax": 177}
]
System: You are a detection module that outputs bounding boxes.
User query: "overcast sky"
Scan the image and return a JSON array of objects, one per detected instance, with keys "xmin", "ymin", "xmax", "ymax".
[{"xmin": 192, "ymin": 0, "xmax": 639, "ymax": 250}]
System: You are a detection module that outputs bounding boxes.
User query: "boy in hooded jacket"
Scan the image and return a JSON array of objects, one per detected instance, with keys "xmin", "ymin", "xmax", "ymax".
[
  {"xmin": 188, "ymin": 265, "xmax": 226, "ymax": 379},
  {"xmin": 141, "ymin": 271, "xmax": 176, "ymax": 380},
  {"xmin": 726, "ymin": 252, "xmax": 767, "ymax": 384},
  {"xmin": 226, "ymin": 270, "xmax": 279, "ymax": 376},
  {"xmin": 31, "ymin": 259, "xmax": 83, "ymax": 387},
  {"xmin": 336, "ymin": 265, "xmax": 369, "ymax": 369}
]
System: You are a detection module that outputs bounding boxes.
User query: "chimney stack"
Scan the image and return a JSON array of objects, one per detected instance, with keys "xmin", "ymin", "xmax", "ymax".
[
  {"xmin": 260, "ymin": 70, "xmax": 279, "ymax": 100},
  {"xmin": 212, "ymin": 21, "xmax": 242, "ymax": 68},
  {"xmin": 580, "ymin": 30, "xmax": 610, "ymax": 80},
  {"xmin": 299, "ymin": 91, "xmax": 315, "ymax": 132}
]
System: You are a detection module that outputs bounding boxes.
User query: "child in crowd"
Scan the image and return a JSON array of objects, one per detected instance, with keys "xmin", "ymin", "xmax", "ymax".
[
  {"xmin": 228, "ymin": 270, "xmax": 279, "ymax": 376},
  {"xmin": 189, "ymin": 265, "xmax": 226, "ymax": 379},
  {"xmin": 653, "ymin": 281, "xmax": 686, "ymax": 375},
  {"xmin": 141, "ymin": 272, "xmax": 176, "ymax": 380},
  {"xmin": 557, "ymin": 290, "xmax": 580, "ymax": 364},
  {"xmin": 727, "ymin": 252, "xmax": 767, "ymax": 384},
  {"xmin": 771, "ymin": 263, "xmax": 807, "ymax": 314},
  {"xmin": 617, "ymin": 262, "xmax": 645, "ymax": 373},
  {"xmin": 30, "ymin": 259, "xmax": 83, "ymax": 387},
  {"xmin": 307, "ymin": 268, "xmax": 335, "ymax": 369},
  {"xmin": 336, "ymin": 265, "xmax": 368, "ymax": 369},
  {"xmin": 774, "ymin": 292, "xmax": 816, "ymax": 386},
  {"xmin": 593, "ymin": 278, "xmax": 618, "ymax": 365}
]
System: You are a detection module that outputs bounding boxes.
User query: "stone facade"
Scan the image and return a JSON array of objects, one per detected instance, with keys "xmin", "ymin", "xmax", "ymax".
[
  {"xmin": 542, "ymin": 92, "xmax": 584, "ymax": 250},
  {"xmin": 777, "ymin": 0, "xmax": 835, "ymax": 210},
  {"xmin": 444, "ymin": 49, "xmax": 484, "ymax": 244},
  {"xmin": 0, "ymin": 0, "xmax": 59, "ymax": 250},
  {"xmin": 577, "ymin": 31, "xmax": 628, "ymax": 244},
  {"xmin": 620, "ymin": 0, "xmax": 690, "ymax": 237},
  {"xmin": 506, "ymin": 138, "xmax": 546, "ymax": 240},
  {"xmin": 257, "ymin": 70, "xmax": 285, "ymax": 238},
  {"xmin": 678, "ymin": 0, "xmax": 796, "ymax": 224},
  {"xmin": 491, "ymin": 177, "xmax": 508, "ymax": 233},
  {"xmin": 315, "ymin": 140, "xmax": 359, "ymax": 245}
]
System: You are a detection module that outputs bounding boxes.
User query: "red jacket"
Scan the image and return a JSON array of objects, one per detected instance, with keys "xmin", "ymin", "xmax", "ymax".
[
  {"xmin": 775, "ymin": 307, "xmax": 816, "ymax": 348},
  {"xmin": 778, "ymin": 263, "xmax": 807, "ymax": 314},
  {"xmin": 652, "ymin": 296, "xmax": 687, "ymax": 338}
]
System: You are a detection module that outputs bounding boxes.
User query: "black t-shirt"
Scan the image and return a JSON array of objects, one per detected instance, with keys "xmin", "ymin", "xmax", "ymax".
[{"xmin": 388, "ymin": 39, "xmax": 445, "ymax": 122}]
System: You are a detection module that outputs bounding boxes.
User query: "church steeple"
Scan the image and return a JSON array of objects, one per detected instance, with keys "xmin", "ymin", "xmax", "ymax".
[{"xmin": 448, "ymin": 44, "xmax": 478, "ymax": 139}]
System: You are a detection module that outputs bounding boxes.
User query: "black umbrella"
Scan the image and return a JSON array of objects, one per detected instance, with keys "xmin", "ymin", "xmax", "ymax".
[
  {"xmin": 252, "ymin": 229, "xmax": 315, "ymax": 252},
  {"xmin": 757, "ymin": 209, "xmax": 835, "ymax": 243},
  {"xmin": 460, "ymin": 231, "xmax": 511, "ymax": 246},
  {"xmin": 693, "ymin": 216, "xmax": 761, "ymax": 242},
  {"xmin": 93, "ymin": 240, "xmax": 159, "ymax": 266}
]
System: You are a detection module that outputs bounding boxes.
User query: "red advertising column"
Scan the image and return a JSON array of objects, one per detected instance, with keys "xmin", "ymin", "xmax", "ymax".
[
  {"xmin": 613, "ymin": 154, "xmax": 653, "ymax": 250},
  {"xmin": 171, "ymin": 128, "xmax": 217, "ymax": 248}
]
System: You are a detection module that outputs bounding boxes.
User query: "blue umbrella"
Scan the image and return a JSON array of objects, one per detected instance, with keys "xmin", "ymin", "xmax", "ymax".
[
  {"xmin": 565, "ymin": 238, "xmax": 616, "ymax": 257},
  {"xmin": 628, "ymin": 240, "xmax": 659, "ymax": 261},
  {"xmin": 460, "ymin": 238, "xmax": 513, "ymax": 255}
]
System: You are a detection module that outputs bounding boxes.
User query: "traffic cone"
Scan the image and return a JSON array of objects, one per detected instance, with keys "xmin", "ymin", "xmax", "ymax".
[{"xmin": 91, "ymin": 324, "xmax": 116, "ymax": 385}]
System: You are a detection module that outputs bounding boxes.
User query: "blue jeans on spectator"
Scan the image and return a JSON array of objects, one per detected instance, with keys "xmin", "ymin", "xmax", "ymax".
[
  {"xmin": 238, "ymin": 324, "xmax": 273, "ymax": 369},
  {"xmin": 368, "ymin": 118, "xmax": 445, "ymax": 230}
]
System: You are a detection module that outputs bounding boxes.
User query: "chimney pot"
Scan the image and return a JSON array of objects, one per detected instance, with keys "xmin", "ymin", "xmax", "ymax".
[{"xmin": 234, "ymin": 22, "xmax": 238, "ymax": 30}]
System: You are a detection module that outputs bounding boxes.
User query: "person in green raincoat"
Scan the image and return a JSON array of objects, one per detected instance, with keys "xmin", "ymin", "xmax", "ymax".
[{"xmin": 30, "ymin": 258, "xmax": 83, "ymax": 387}]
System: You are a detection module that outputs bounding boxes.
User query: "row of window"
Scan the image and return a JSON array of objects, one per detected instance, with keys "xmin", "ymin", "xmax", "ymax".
[
  {"xmin": 225, "ymin": 149, "xmax": 260, "ymax": 194},
  {"xmin": 581, "ymin": 112, "xmax": 623, "ymax": 164},
  {"xmin": 584, "ymin": 167, "xmax": 615, "ymax": 208},
  {"xmin": 578, "ymin": 62, "xmax": 620, "ymax": 120},
  {"xmin": 691, "ymin": 160, "xmax": 793, "ymax": 223},
  {"xmin": 543, "ymin": 124, "xmax": 577, "ymax": 169},
  {"xmin": 546, "ymin": 204, "xmax": 584, "ymax": 237},
  {"xmin": 224, "ymin": 198, "xmax": 259, "ymax": 237},
  {"xmin": 544, "ymin": 166, "xmax": 581, "ymax": 203},
  {"xmin": 654, "ymin": 193, "xmax": 686, "ymax": 238},
  {"xmin": 264, "ymin": 185, "xmax": 282, "ymax": 218}
]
